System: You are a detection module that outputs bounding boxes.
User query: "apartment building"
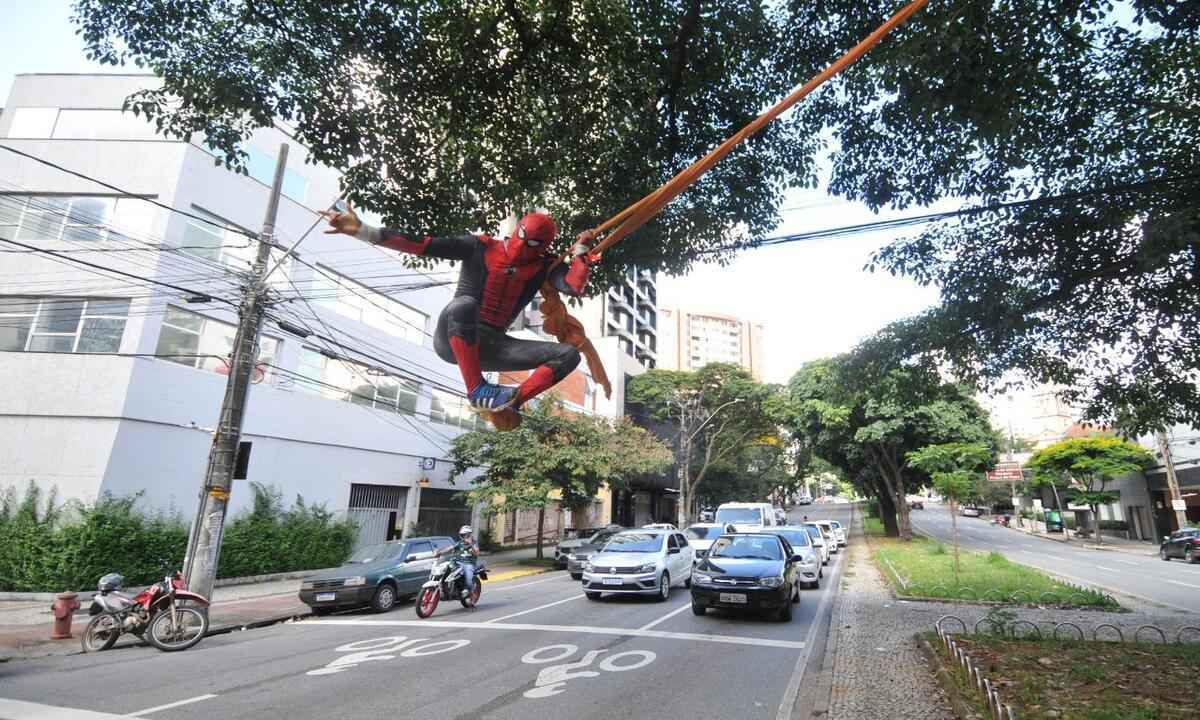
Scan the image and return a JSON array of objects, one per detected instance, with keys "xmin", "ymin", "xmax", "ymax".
[{"xmin": 658, "ymin": 307, "xmax": 765, "ymax": 380}]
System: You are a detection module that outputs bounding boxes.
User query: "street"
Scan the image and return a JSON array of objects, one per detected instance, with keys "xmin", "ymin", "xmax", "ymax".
[
  {"xmin": 909, "ymin": 504, "xmax": 1200, "ymax": 613},
  {"xmin": 0, "ymin": 505, "xmax": 850, "ymax": 720}
]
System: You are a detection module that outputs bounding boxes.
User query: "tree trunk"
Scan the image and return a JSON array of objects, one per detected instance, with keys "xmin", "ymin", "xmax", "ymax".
[
  {"xmin": 1049, "ymin": 483, "xmax": 1066, "ymax": 541},
  {"xmin": 536, "ymin": 506, "xmax": 545, "ymax": 559},
  {"xmin": 895, "ymin": 486, "xmax": 912, "ymax": 541},
  {"xmin": 949, "ymin": 499, "xmax": 960, "ymax": 584},
  {"xmin": 675, "ymin": 446, "xmax": 691, "ymax": 529},
  {"xmin": 1091, "ymin": 504, "xmax": 1102, "ymax": 546},
  {"xmin": 877, "ymin": 488, "xmax": 900, "ymax": 537}
]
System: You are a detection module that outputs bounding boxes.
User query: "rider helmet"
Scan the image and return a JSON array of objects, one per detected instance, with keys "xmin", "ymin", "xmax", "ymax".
[{"xmin": 459, "ymin": 525, "xmax": 473, "ymax": 537}]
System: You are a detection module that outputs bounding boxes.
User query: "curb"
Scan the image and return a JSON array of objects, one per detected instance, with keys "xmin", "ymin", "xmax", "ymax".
[
  {"xmin": 0, "ymin": 567, "xmax": 334, "ymax": 602},
  {"xmin": 916, "ymin": 634, "xmax": 980, "ymax": 720},
  {"xmin": 486, "ymin": 567, "xmax": 555, "ymax": 584},
  {"xmin": 1004, "ymin": 525, "xmax": 1157, "ymax": 557}
]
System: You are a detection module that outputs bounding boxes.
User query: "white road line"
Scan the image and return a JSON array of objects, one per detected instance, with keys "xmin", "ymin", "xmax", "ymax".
[
  {"xmin": 636, "ymin": 601, "xmax": 692, "ymax": 631},
  {"xmin": 129, "ymin": 694, "xmax": 218, "ymax": 717},
  {"xmin": 1167, "ymin": 579, "xmax": 1200, "ymax": 590},
  {"xmin": 1094, "ymin": 566, "xmax": 1120, "ymax": 573},
  {"xmin": 0, "ymin": 699, "xmax": 129, "ymax": 719},
  {"xmin": 483, "ymin": 593, "xmax": 584, "ymax": 623},
  {"xmin": 1110, "ymin": 558, "xmax": 1141, "ymax": 566},
  {"xmin": 297, "ymin": 619, "xmax": 806, "ymax": 649}
]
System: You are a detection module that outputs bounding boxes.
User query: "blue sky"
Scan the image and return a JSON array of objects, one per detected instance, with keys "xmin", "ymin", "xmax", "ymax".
[{"xmin": 1, "ymin": 0, "xmax": 944, "ymax": 387}]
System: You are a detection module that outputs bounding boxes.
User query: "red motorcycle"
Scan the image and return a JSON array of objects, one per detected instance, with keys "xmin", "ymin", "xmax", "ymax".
[{"xmin": 82, "ymin": 564, "xmax": 210, "ymax": 653}]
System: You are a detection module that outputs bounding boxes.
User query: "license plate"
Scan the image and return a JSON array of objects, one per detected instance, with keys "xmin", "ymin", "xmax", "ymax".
[
  {"xmin": 315, "ymin": 593, "xmax": 337, "ymax": 602},
  {"xmin": 719, "ymin": 592, "xmax": 747, "ymax": 604},
  {"xmin": 602, "ymin": 577, "xmax": 623, "ymax": 586}
]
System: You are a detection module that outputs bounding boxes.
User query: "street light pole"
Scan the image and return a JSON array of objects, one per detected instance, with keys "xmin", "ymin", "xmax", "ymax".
[
  {"xmin": 183, "ymin": 144, "xmax": 290, "ymax": 599},
  {"xmin": 1157, "ymin": 430, "xmax": 1189, "ymax": 533}
]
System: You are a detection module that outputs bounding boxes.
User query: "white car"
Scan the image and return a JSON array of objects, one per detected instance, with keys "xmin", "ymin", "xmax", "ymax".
[
  {"xmin": 773, "ymin": 508, "xmax": 788, "ymax": 525},
  {"xmin": 642, "ymin": 523, "xmax": 677, "ymax": 530},
  {"xmin": 767, "ymin": 527, "xmax": 823, "ymax": 588},
  {"xmin": 714, "ymin": 502, "xmax": 778, "ymax": 532},
  {"xmin": 814, "ymin": 521, "xmax": 839, "ymax": 554},
  {"xmin": 828, "ymin": 520, "xmax": 847, "ymax": 547},
  {"xmin": 961, "ymin": 507, "xmax": 983, "ymax": 518},
  {"xmin": 582, "ymin": 529, "xmax": 694, "ymax": 602},
  {"xmin": 802, "ymin": 523, "xmax": 831, "ymax": 565},
  {"xmin": 685, "ymin": 523, "xmax": 733, "ymax": 564}
]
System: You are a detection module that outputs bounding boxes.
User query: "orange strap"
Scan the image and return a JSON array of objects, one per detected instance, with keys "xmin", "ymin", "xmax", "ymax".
[{"xmin": 581, "ymin": 0, "xmax": 928, "ymax": 259}]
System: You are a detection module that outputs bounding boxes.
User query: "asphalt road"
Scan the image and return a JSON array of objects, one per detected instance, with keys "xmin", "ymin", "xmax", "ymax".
[
  {"xmin": 909, "ymin": 504, "xmax": 1200, "ymax": 613},
  {"xmin": 0, "ymin": 504, "xmax": 852, "ymax": 720}
]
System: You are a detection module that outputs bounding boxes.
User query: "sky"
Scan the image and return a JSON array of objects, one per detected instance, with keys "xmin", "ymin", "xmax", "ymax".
[{"xmin": 0, "ymin": 0, "xmax": 1032, "ymax": 429}]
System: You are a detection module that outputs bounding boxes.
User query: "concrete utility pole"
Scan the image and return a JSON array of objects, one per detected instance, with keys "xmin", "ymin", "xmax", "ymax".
[
  {"xmin": 183, "ymin": 145, "xmax": 290, "ymax": 599},
  {"xmin": 1157, "ymin": 429, "xmax": 1189, "ymax": 533}
]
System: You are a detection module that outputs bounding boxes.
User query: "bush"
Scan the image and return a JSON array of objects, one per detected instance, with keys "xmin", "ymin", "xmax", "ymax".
[{"xmin": 0, "ymin": 482, "xmax": 356, "ymax": 592}]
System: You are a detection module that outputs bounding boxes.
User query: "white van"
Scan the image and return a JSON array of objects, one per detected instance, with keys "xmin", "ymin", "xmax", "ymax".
[{"xmin": 713, "ymin": 502, "xmax": 778, "ymax": 532}]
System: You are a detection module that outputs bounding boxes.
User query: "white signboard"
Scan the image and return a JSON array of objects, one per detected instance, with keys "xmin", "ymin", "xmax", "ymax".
[{"xmin": 1172, "ymin": 499, "xmax": 1188, "ymax": 512}]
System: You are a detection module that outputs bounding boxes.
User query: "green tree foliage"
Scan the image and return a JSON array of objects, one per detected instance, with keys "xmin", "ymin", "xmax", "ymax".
[
  {"xmin": 1027, "ymin": 436, "xmax": 1154, "ymax": 544},
  {"xmin": 780, "ymin": 356, "xmax": 997, "ymax": 540},
  {"xmin": 778, "ymin": 1, "xmax": 1200, "ymax": 432},
  {"xmin": 627, "ymin": 363, "xmax": 778, "ymax": 524},
  {"xmin": 72, "ymin": 0, "xmax": 818, "ymax": 289},
  {"xmin": 907, "ymin": 442, "xmax": 993, "ymax": 580},
  {"xmin": 449, "ymin": 398, "xmax": 671, "ymax": 555}
]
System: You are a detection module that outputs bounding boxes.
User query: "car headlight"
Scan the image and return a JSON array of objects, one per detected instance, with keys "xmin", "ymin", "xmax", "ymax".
[
  {"xmin": 758, "ymin": 576, "xmax": 784, "ymax": 588},
  {"xmin": 300, "ymin": 580, "xmax": 314, "ymax": 590},
  {"xmin": 343, "ymin": 576, "xmax": 367, "ymax": 587},
  {"xmin": 693, "ymin": 572, "xmax": 714, "ymax": 584},
  {"xmin": 583, "ymin": 562, "xmax": 593, "ymax": 572},
  {"xmin": 638, "ymin": 563, "xmax": 657, "ymax": 573}
]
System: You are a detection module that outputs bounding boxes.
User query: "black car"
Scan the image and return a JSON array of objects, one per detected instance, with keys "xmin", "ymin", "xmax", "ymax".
[
  {"xmin": 690, "ymin": 533, "xmax": 800, "ymax": 621},
  {"xmin": 1160, "ymin": 528, "xmax": 1200, "ymax": 563},
  {"xmin": 299, "ymin": 536, "xmax": 455, "ymax": 614}
]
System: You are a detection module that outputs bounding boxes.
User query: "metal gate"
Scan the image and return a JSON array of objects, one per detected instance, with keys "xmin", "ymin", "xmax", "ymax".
[{"xmin": 347, "ymin": 483, "xmax": 408, "ymax": 550}]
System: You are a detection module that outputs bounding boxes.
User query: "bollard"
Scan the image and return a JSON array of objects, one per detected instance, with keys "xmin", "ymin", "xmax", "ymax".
[{"xmin": 50, "ymin": 591, "xmax": 81, "ymax": 639}]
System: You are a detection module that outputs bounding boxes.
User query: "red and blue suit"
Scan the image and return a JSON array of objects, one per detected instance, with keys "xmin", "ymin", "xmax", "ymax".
[{"xmin": 356, "ymin": 212, "xmax": 594, "ymax": 411}]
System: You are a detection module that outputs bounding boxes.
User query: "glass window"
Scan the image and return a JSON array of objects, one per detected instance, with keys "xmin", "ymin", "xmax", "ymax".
[
  {"xmin": 601, "ymin": 533, "xmax": 663, "ymax": 553},
  {"xmin": 62, "ymin": 197, "xmax": 116, "ymax": 242},
  {"xmin": 7, "ymin": 108, "xmax": 58, "ymax": 138},
  {"xmin": 685, "ymin": 526, "xmax": 724, "ymax": 541},
  {"xmin": 1, "ymin": 196, "xmax": 126, "ymax": 243},
  {"xmin": 429, "ymin": 388, "xmax": 483, "ymax": 430},
  {"xmin": 296, "ymin": 346, "xmax": 419, "ymax": 414},
  {"xmin": 714, "ymin": 507, "xmax": 764, "ymax": 525},
  {"xmin": 245, "ymin": 145, "xmax": 308, "ymax": 203},
  {"xmin": 51, "ymin": 109, "xmax": 159, "ymax": 141},
  {"xmin": 0, "ymin": 297, "xmax": 128, "ymax": 353},
  {"xmin": 667, "ymin": 534, "xmax": 679, "ymax": 549},
  {"xmin": 313, "ymin": 266, "xmax": 428, "ymax": 345},
  {"xmin": 157, "ymin": 306, "xmax": 278, "ymax": 378},
  {"xmin": 769, "ymin": 529, "xmax": 811, "ymax": 548},
  {"xmin": 708, "ymin": 535, "xmax": 783, "ymax": 560}
]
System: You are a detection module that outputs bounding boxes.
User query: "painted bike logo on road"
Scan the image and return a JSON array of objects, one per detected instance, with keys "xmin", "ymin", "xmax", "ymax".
[
  {"xmin": 308, "ymin": 635, "xmax": 471, "ymax": 676},
  {"xmin": 520, "ymin": 643, "xmax": 656, "ymax": 698}
]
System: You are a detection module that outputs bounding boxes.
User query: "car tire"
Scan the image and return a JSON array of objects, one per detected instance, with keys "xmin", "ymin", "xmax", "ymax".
[
  {"xmin": 777, "ymin": 596, "xmax": 793, "ymax": 622},
  {"xmin": 371, "ymin": 583, "xmax": 398, "ymax": 613},
  {"xmin": 1189, "ymin": 548, "xmax": 1200, "ymax": 565},
  {"xmin": 819, "ymin": 567, "xmax": 824, "ymax": 579},
  {"xmin": 1161, "ymin": 547, "xmax": 1170, "ymax": 561},
  {"xmin": 585, "ymin": 591, "xmax": 602, "ymax": 601},
  {"xmin": 570, "ymin": 573, "xmax": 583, "ymax": 581},
  {"xmin": 792, "ymin": 583, "xmax": 800, "ymax": 604},
  {"xmin": 657, "ymin": 572, "xmax": 671, "ymax": 602},
  {"xmin": 691, "ymin": 601, "xmax": 706, "ymax": 616},
  {"xmin": 684, "ymin": 574, "xmax": 692, "ymax": 589}
]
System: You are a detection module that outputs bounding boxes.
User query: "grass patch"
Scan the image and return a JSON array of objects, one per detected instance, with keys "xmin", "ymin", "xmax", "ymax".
[
  {"xmin": 928, "ymin": 632, "xmax": 1200, "ymax": 719},
  {"xmin": 863, "ymin": 517, "xmax": 886, "ymax": 537},
  {"xmin": 873, "ymin": 534, "xmax": 1117, "ymax": 609}
]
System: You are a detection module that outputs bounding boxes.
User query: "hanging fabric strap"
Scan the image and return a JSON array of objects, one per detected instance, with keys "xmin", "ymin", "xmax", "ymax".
[{"xmin": 580, "ymin": 0, "xmax": 929, "ymax": 260}]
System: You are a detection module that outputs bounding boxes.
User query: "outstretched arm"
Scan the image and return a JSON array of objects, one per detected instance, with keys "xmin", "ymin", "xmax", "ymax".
[
  {"xmin": 322, "ymin": 202, "xmax": 478, "ymax": 261},
  {"xmin": 548, "ymin": 229, "xmax": 601, "ymax": 296}
]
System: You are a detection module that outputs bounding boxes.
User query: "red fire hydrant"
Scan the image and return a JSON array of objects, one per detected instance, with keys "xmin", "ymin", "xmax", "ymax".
[{"xmin": 50, "ymin": 592, "xmax": 80, "ymax": 639}]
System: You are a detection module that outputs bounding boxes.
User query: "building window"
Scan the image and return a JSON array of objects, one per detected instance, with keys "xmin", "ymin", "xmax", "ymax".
[
  {"xmin": 51, "ymin": 109, "xmax": 159, "ymax": 141},
  {"xmin": 156, "ymin": 305, "xmax": 279, "ymax": 378},
  {"xmin": 180, "ymin": 207, "xmax": 292, "ymax": 278},
  {"xmin": 311, "ymin": 266, "xmax": 428, "ymax": 345},
  {"xmin": 295, "ymin": 347, "xmax": 419, "ymax": 414},
  {"xmin": 429, "ymin": 389, "xmax": 486, "ymax": 430},
  {"xmin": 6, "ymin": 108, "xmax": 59, "ymax": 138},
  {"xmin": 0, "ymin": 194, "xmax": 158, "ymax": 245},
  {"xmin": 244, "ymin": 145, "xmax": 308, "ymax": 203},
  {"xmin": 0, "ymin": 296, "xmax": 129, "ymax": 353}
]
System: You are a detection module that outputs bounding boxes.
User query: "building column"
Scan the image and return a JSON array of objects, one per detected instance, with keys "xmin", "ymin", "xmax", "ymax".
[{"xmin": 402, "ymin": 484, "xmax": 422, "ymax": 538}]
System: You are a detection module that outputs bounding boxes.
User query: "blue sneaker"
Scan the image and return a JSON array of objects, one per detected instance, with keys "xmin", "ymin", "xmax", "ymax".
[{"xmin": 468, "ymin": 382, "xmax": 517, "ymax": 412}]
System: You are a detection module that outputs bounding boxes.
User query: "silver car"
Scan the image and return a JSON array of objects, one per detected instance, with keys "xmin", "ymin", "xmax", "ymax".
[
  {"xmin": 765, "ymin": 527, "xmax": 823, "ymax": 588},
  {"xmin": 803, "ymin": 523, "xmax": 831, "ymax": 565},
  {"xmin": 582, "ymin": 529, "xmax": 694, "ymax": 602}
]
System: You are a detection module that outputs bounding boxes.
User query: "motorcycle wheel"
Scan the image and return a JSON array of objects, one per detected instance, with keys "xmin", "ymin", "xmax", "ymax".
[
  {"xmin": 81, "ymin": 613, "xmax": 121, "ymax": 653},
  {"xmin": 460, "ymin": 579, "xmax": 482, "ymax": 608},
  {"xmin": 147, "ymin": 606, "xmax": 208, "ymax": 652},
  {"xmin": 415, "ymin": 587, "xmax": 440, "ymax": 618}
]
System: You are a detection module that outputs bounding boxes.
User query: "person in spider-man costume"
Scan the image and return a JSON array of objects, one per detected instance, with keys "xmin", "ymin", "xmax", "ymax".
[{"xmin": 322, "ymin": 202, "xmax": 599, "ymax": 414}]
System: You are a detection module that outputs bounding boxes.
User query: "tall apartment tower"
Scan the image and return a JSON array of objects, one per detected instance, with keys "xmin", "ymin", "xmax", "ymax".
[{"xmin": 659, "ymin": 307, "xmax": 764, "ymax": 380}]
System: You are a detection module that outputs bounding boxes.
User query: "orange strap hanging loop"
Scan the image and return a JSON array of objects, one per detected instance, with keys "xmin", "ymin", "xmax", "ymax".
[{"xmin": 581, "ymin": 0, "xmax": 929, "ymax": 260}]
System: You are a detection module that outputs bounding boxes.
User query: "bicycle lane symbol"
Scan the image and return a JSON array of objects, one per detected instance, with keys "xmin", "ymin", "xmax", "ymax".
[
  {"xmin": 307, "ymin": 635, "xmax": 471, "ymax": 676},
  {"xmin": 520, "ymin": 644, "xmax": 656, "ymax": 698}
]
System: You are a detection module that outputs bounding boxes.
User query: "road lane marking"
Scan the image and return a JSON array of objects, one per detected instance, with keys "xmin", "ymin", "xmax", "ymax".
[
  {"xmin": 1094, "ymin": 566, "xmax": 1120, "ymax": 573},
  {"xmin": 297, "ymin": 619, "xmax": 806, "ymax": 649},
  {"xmin": 636, "ymin": 601, "xmax": 691, "ymax": 631},
  {"xmin": 1167, "ymin": 579, "xmax": 1200, "ymax": 590},
  {"xmin": 483, "ymin": 593, "xmax": 584, "ymax": 623},
  {"xmin": 1110, "ymin": 558, "xmax": 1141, "ymax": 566},
  {"xmin": 0, "ymin": 699, "xmax": 129, "ymax": 719},
  {"xmin": 129, "ymin": 694, "xmax": 219, "ymax": 717}
]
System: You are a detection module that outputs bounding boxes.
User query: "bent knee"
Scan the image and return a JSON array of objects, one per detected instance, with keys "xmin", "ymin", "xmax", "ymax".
[{"xmin": 553, "ymin": 345, "xmax": 581, "ymax": 375}]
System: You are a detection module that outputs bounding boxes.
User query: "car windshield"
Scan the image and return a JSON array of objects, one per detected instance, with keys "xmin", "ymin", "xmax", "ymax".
[
  {"xmin": 715, "ymin": 507, "xmax": 763, "ymax": 524},
  {"xmin": 708, "ymin": 536, "xmax": 783, "ymax": 561},
  {"xmin": 346, "ymin": 542, "xmax": 400, "ymax": 564},
  {"xmin": 589, "ymin": 529, "xmax": 619, "ymax": 544},
  {"xmin": 804, "ymin": 526, "xmax": 823, "ymax": 541},
  {"xmin": 770, "ymin": 529, "xmax": 811, "ymax": 547},
  {"xmin": 686, "ymin": 526, "xmax": 724, "ymax": 541},
  {"xmin": 602, "ymin": 533, "xmax": 663, "ymax": 553},
  {"xmin": 830, "ymin": 521, "xmax": 842, "ymax": 530}
]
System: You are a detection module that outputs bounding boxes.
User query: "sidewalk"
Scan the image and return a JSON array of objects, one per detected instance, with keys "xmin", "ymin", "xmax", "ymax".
[
  {"xmin": 1004, "ymin": 520, "xmax": 1159, "ymax": 556},
  {"xmin": 0, "ymin": 555, "xmax": 552, "ymax": 662}
]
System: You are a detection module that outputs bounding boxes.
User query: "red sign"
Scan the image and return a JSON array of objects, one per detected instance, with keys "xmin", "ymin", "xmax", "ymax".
[{"xmin": 987, "ymin": 462, "xmax": 1024, "ymax": 482}]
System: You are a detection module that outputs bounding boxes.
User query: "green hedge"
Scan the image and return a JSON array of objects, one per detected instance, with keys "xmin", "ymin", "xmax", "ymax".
[{"xmin": 0, "ymin": 482, "xmax": 356, "ymax": 592}]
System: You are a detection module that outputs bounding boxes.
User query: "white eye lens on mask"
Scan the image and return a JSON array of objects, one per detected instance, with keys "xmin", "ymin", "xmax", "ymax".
[{"xmin": 518, "ymin": 225, "xmax": 527, "ymax": 240}]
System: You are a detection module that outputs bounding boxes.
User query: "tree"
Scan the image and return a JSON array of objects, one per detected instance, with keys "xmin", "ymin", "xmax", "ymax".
[
  {"xmin": 448, "ymin": 399, "xmax": 670, "ymax": 556},
  {"xmin": 777, "ymin": 1, "xmax": 1199, "ymax": 433},
  {"xmin": 72, "ymin": 0, "xmax": 818, "ymax": 290},
  {"xmin": 908, "ymin": 442, "xmax": 993, "ymax": 581},
  {"xmin": 1027, "ymin": 436, "xmax": 1154, "ymax": 545},
  {"xmin": 627, "ymin": 363, "xmax": 778, "ymax": 526},
  {"xmin": 780, "ymin": 356, "xmax": 996, "ymax": 540}
]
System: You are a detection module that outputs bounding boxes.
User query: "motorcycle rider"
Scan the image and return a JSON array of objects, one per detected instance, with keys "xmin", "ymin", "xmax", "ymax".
[{"xmin": 453, "ymin": 526, "xmax": 479, "ymax": 599}]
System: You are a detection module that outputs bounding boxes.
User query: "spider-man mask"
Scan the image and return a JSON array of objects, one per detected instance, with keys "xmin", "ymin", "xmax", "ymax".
[{"xmin": 504, "ymin": 212, "xmax": 557, "ymax": 264}]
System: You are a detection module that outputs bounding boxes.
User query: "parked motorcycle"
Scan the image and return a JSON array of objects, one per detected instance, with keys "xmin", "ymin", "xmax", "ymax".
[
  {"xmin": 414, "ymin": 557, "xmax": 487, "ymax": 618},
  {"xmin": 82, "ymin": 564, "xmax": 210, "ymax": 653}
]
